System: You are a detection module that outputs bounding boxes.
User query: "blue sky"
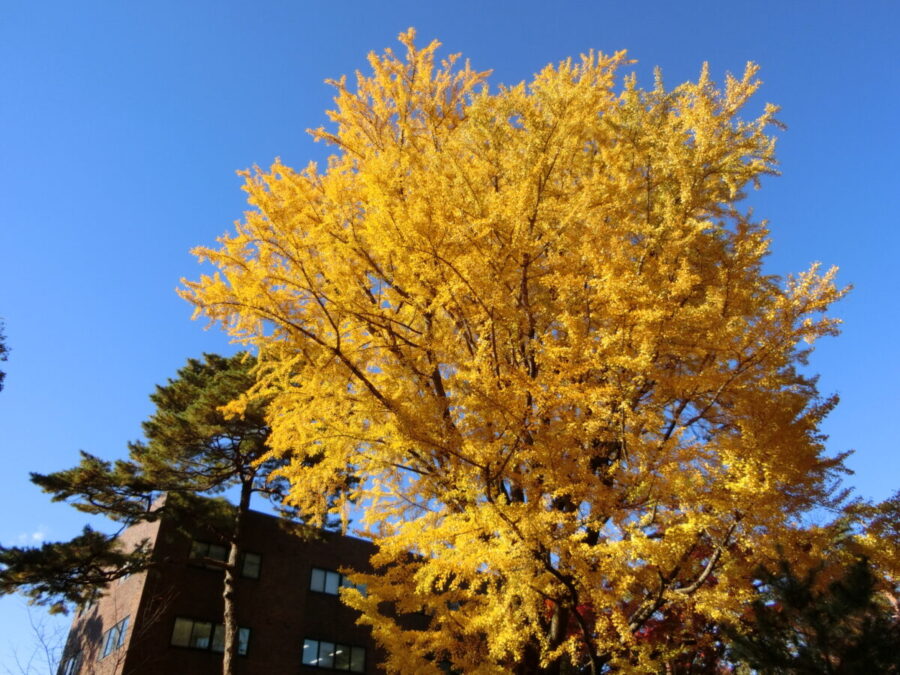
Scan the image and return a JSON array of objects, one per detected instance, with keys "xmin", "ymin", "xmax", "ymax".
[{"xmin": 1, "ymin": 1, "xmax": 898, "ymax": 669}]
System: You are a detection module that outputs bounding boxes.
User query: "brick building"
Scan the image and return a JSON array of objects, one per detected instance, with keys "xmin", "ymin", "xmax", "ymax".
[{"xmin": 57, "ymin": 508, "xmax": 382, "ymax": 674}]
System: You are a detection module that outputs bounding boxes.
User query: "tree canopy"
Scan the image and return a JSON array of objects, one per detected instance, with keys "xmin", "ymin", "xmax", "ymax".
[
  {"xmin": 0, "ymin": 526, "xmax": 152, "ymax": 613},
  {"xmin": 127, "ymin": 352, "xmax": 284, "ymax": 673},
  {"xmin": 182, "ymin": 30, "xmax": 852, "ymax": 673},
  {"xmin": 22, "ymin": 353, "xmax": 281, "ymax": 529},
  {"xmin": 128, "ymin": 352, "xmax": 283, "ymax": 506}
]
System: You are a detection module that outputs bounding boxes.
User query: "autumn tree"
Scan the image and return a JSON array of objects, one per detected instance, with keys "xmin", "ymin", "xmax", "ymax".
[
  {"xmin": 182, "ymin": 31, "xmax": 851, "ymax": 673},
  {"xmin": 847, "ymin": 489, "xmax": 900, "ymax": 597},
  {"xmin": 1, "ymin": 353, "xmax": 281, "ymax": 675}
]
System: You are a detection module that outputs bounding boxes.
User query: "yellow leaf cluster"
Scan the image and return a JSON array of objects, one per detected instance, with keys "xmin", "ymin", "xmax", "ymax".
[{"xmin": 182, "ymin": 29, "xmax": 849, "ymax": 672}]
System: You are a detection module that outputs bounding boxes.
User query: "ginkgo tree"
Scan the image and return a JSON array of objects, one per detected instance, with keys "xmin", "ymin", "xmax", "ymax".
[{"xmin": 182, "ymin": 30, "xmax": 851, "ymax": 673}]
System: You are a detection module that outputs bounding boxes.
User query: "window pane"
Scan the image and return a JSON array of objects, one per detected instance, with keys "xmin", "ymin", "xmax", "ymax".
[
  {"xmin": 302, "ymin": 639, "xmax": 319, "ymax": 665},
  {"xmin": 238, "ymin": 627, "xmax": 250, "ymax": 656},
  {"xmin": 101, "ymin": 629, "xmax": 115, "ymax": 658},
  {"xmin": 342, "ymin": 579, "xmax": 367, "ymax": 597},
  {"xmin": 115, "ymin": 617, "xmax": 129, "ymax": 648},
  {"xmin": 190, "ymin": 540, "xmax": 207, "ymax": 559},
  {"xmin": 211, "ymin": 624, "xmax": 225, "ymax": 653},
  {"xmin": 324, "ymin": 571, "xmax": 340, "ymax": 595},
  {"xmin": 334, "ymin": 643, "xmax": 351, "ymax": 670},
  {"xmin": 318, "ymin": 641, "xmax": 335, "ymax": 668},
  {"xmin": 62, "ymin": 652, "xmax": 82, "ymax": 675},
  {"xmin": 171, "ymin": 618, "xmax": 192, "ymax": 647},
  {"xmin": 190, "ymin": 621, "xmax": 212, "ymax": 649},
  {"xmin": 350, "ymin": 646, "xmax": 366, "ymax": 673},
  {"xmin": 242, "ymin": 553, "xmax": 261, "ymax": 579},
  {"xmin": 208, "ymin": 544, "xmax": 227, "ymax": 562},
  {"xmin": 310, "ymin": 568, "xmax": 325, "ymax": 592}
]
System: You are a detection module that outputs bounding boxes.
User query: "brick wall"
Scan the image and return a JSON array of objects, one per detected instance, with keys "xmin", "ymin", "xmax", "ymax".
[{"xmin": 59, "ymin": 509, "xmax": 384, "ymax": 675}]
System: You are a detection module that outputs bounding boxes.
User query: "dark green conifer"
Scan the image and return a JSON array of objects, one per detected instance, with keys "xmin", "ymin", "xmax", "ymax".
[
  {"xmin": 727, "ymin": 556, "xmax": 899, "ymax": 674},
  {"xmin": 1, "ymin": 353, "xmax": 287, "ymax": 674}
]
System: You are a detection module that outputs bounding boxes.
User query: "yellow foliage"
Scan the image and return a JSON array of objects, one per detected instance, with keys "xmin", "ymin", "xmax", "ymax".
[{"xmin": 182, "ymin": 29, "xmax": 850, "ymax": 672}]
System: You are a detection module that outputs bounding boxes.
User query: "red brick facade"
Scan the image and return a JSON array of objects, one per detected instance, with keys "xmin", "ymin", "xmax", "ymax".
[{"xmin": 58, "ymin": 510, "xmax": 383, "ymax": 674}]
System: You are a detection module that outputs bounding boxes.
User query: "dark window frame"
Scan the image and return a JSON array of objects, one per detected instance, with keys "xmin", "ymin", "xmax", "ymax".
[
  {"xmin": 170, "ymin": 616, "xmax": 250, "ymax": 657},
  {"xmin": 189, "ymin": 539, "xmax": 228, "ymax": 569},
  {"xmin": 189, "ymin": 540, "xmax": 261, "ymax": 580},
  {"xmin": 240, "ymin": 551, "xmax": 262, "ymax": 579},
  {"xmin": 309, "ymin": 567, "xmax": 365, "ymax": 596},
  {"xmin": 60, "ymin": 650, "xmax": 82, "ymax": 675},
  {"xmin": 301, "ymin": 637, "xmax": 365, "ymax": 672}
]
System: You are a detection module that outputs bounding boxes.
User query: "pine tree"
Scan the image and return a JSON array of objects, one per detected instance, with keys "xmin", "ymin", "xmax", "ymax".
[
  {"xmin": 127, "ymin": 352, "xmax": 285, "ymax": 674},
  {"xmin": 727, "ymin": 556, "xmax": 899, "ymax": 673},
  {"xmin": 0, "ymin": 526, "xmax": 152, "ymax": 613},
  {"xmin": 0, "ymin": 353, "xmax": 285, "ymax": 675}
]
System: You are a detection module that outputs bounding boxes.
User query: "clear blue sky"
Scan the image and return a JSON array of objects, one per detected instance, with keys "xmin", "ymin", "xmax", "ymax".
[{"xmin": 1, "ymin": 1, "xmax": 897, "ymax": 669}]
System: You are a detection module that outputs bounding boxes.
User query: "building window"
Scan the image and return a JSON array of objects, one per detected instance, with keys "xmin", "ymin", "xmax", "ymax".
[
  {"xmin": 171, "ymin": 617, "xmax": 249, "ymax": 656},
  {"xmin": 241, "ymin": 552, "xmax": 261, "ymax": 579},
  {"xmin": 310, "ymin": 567, "xmax": 341, "ymax": 595},
  {"xmin": 190, "ymin": 540, "xmax": 228, "ymax": 568},
  {"xmin": 309, "ymin": 567, "xmax": 366, "ymax": 596},
  {"xmin": 60, "ymin": 651, "xmax": 82, "ymax": 675},
  {"xmin": 302, "ymin": 638, "xmax": 365, "ymax": 672},
  {"xmin": 100, "ymin": 617, "xmax": 129, "ymax": 658},
  {"xmin": 191, "ymin": 541, "xmax": 260, "ymax": 578}
]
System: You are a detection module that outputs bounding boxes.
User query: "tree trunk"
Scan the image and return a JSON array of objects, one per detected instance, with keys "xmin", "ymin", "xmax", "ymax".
[
  {"xmin": 515, "ymin": 640, "xmax": 543, "ymax": 674},
  {"xmin": 222, "ymin": 480, "xmax": 253, "ymax": 675}
]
